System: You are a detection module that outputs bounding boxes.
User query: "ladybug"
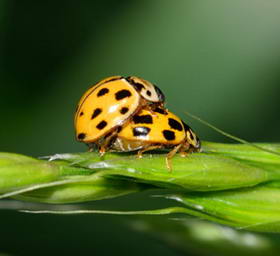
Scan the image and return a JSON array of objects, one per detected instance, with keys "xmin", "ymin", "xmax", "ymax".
[
  {"xmin": 74, "ymin": 76, "xmax": 165, "ymax": 154},
  {"xmin": 108, "ymin": 107, "xmax": 201, "ymax": 169}
]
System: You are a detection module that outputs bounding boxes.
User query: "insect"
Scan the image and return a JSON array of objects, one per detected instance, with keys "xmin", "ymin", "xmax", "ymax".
[
  {"xmin": 109, "ymin": 107, "xmax": 201, "ymax": 169},
  {"xmin": 74, "ymin": 76, "xmax": 165, "ymax": 154}
]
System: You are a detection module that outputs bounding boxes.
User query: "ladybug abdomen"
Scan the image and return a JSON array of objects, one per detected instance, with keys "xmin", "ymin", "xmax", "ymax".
[{"xmin": 112, "ymin": 137, "xmax": 147, "ymax": 152}]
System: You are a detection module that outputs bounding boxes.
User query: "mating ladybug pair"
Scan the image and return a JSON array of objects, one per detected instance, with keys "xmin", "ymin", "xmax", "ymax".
[{"xmin": 74, "ymin": 76, "xmax": 201, "ymax": 169}]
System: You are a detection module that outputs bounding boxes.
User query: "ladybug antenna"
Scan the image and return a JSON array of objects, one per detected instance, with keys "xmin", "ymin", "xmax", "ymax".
[{"xmin": 185, "ymin": 111, "xmax": 280, "ymax": 157}]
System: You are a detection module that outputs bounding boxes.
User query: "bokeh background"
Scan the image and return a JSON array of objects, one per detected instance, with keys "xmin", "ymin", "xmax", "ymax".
[{"xmin": 1, "ymin": 1, "xmax": 280, "ymax": 255}]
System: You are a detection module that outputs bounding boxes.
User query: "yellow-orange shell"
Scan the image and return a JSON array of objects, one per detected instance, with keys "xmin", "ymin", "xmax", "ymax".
[
  {"xmin": 74, "ymin": 76, "xmax": 141, "ymax": 143},
  {"xmin": 117, "ymin": 108, "xmax": 186, "ymax": 144}
]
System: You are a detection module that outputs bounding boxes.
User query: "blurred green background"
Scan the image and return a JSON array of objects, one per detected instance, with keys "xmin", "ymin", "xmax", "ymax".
[{"xmin": 1, "ymin": 1, "xmax": 280, "ymax": 255}]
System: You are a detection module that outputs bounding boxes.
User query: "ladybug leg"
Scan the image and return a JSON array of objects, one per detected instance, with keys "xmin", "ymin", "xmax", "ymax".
[
  {"xmin": 146, "ymin": 104, "xmax": 167, "ymax": 117},
  {"xmin": 99, "ymin": 130, "xmax": 118, "ymax": 157},
  {"xmin": 166, "ymin": 144, "xmax": 184, "ymax": 171},
  {"xmin": 88, "ymin": 143, "xmax": 95, "ymax": 152},
  {"xmin": 148, "ymin": 106, "xmax": 158, "ymax": 117},
  {"xmin": 178, "ymin": 142, "xmax": 191, "ymax": 157},
  {"xmin": 136, "ymin": 145, "xmax": 163, "ymax": 159},
  {"xmin": 179, "ymin": 151, "xmax": 188, "ymax": 157},
  {"xmin": 99, "ymin": 146, "xmax": 107, "ymax": 157}
]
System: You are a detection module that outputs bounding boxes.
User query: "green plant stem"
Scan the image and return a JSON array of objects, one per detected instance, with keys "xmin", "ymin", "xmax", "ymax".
[{"xmin": 1, "ymin": 141, "xmax": 280, "ymax": 232}]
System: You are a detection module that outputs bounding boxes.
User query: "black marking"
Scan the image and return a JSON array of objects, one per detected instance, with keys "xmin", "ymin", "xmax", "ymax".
[
  {"xmin": 97, "ymin": 88, "xmax": 109, "ymax": 97},
  {"xmin": 154, "ymin": 107, "xmax": 167, "ymax": 115},
  {"xmin": 189, "ymin": 131, "xmax": 194, "ymax": 140},
  {"xmin": 77, "ymin": 133, "xmax": 86, "ymax": 140},
  {"xmin": 154, "ymin": 85, "xmax": 165, "ymax": 102},
  {"xmin": 126, "ymin": 77, "xmax": 145, "ymax": 92},
  {"xmin": 105, "ymin": 132, "xmax": 112, "ymax": 138},
  {"xmin": 108, "ymin": 136, "xmax": 117, "ymax": 147},
  {"xmin": 91, "ymin": 108, "xmax": 102, "ymax": 119},
  {"xmin": 162, "ymin": 130, "xmax": 175, "ymax": 141},
  {"xmin": 168, "ymin": 118, "xmax": 183, "ymax": 131},
  {"xmin": 96, "ymin": 120, "xmax": 107, "ymax": 130},
  {"xmin": 146, "ymin": 90, "xmax": 152, "ymax": 96},
  {"xmin": 120, "ymin": 107, "xmax": 129, "ymax": 114},
  {"xmin": 79, "ymin": 111, "xmax": 84, "ymax": 117},
  {"xmin": 117, "ymin": 126, "xmax": 123, "ymax": 133},
  {"xmin": 133, "ymin": 127, "xmax": 151, "ymax": 137},
  {"xmin": 134, "ymin": 83, "xmax": 145, "ymax": 91},
  {"xmin": 183, "ymin": 122, "xmax": 191, "ymax": 131},
  {"xmin": 115, "ymin": 89, "xmax": 132, "ymax": 100},
  {"xmin": 133, "ymin": 114, "xmax": 153, "ymax": 124}
]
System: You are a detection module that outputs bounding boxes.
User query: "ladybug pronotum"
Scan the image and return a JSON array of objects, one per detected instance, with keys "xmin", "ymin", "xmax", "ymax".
[
  {"xmin": 108, "ymin": 107, "xmax": 201, "ymax": 169},
  {"xmin": 74, "ymin": 76, "xmax": 165, "ymax": 154}
]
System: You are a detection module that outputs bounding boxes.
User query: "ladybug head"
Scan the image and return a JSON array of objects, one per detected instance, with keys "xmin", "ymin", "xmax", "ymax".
[
  {"xmin": 154, "ymin": 85, "xmax": 165, "ymax": 103},
  {"xmin": 183, "ymin": 122, "xmax": 201, "ymax": 152},
  {"xmin": 126, "ymin": 76, "xmax": 165, "ymax": 104}
]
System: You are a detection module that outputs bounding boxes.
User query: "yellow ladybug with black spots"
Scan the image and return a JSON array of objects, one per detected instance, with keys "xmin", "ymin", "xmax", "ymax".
[
  {"xmin": 108, "ymin": 107, "xmax": 201, "ymax": 169},
  {"xmin": 74, "ymin": 76, "xmax": 165, "ymax": 154}
]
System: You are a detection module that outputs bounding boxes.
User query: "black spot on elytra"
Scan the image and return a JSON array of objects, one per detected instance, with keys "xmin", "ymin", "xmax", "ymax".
[
  {"xmin": 133, "ymin": 127, "xmax": 151, "ymax": 137},
  {"xmin": 115, "ymin": 90, "xmax": 132, "ymax": 100},
  {"xmin": 162, "ymin": 130, "xmax": 175, "ymax": 141},
  {"xmin": 97, "ymin": 88, "xmax": 109, "ymax": 97},
  {"xmin": 91, "ymin": 108, "xmax": 102, "ymax": 119},
  {"xmin": 77, "ymin": 133, "xmax": 86, "ymax": 140},
  {"xmin": 133, "ymin": 114, "xmax": 153, "ymax": 124},
  {"xmin": 146, "ymin": 90, "xmax": 152, "ymax": 96},
  {"xmin": 117, "ymin": 126, "xmax": 123, "ymax": 133},
  {"xmin": 96, "ymin": 120, "xmax": 107, "ymax": 130},
  {"xmin": 120, "ymin": 107, "xmax": 129, "ymax": 114},
  {"xmin": 168, "ymin": 118, "xmax": 183, "ymax": 131},
  {"xmin": 154, "ymin": 107, "xmax": 167, "ymax": 115},
  {"xmin": 79, "ymin": 111, "xmax": 84, "ymax": 117}
]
